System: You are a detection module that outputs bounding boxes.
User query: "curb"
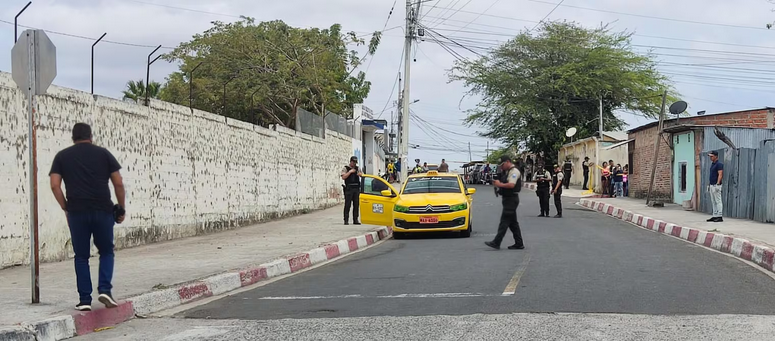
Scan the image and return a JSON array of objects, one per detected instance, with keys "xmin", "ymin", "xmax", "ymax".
[
  {"xmin": 2, "ymin": 226, "xmax": 392, "ymax": 340},
  {"xmin": 578, "ymin": 198, "xmax": 775, "ymax": 275}
]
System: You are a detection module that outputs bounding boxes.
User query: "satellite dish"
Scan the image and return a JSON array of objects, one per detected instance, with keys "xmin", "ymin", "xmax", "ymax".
[
  {"xmin": 565, "ymin": 127, "xmax": 577, "ymax": 137},
  {"xmin": 669, "ymin": 101, "xmax": 688, "ymax": 115}
]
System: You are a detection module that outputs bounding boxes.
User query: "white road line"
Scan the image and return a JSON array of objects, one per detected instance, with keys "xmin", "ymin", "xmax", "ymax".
[
  {"xmin": 257, "ymin": 293, "xmax": 488, "ymax": 300},
  {"xmin": 502, "ymin": 254, "xmax": 531, "ymax": 296}
]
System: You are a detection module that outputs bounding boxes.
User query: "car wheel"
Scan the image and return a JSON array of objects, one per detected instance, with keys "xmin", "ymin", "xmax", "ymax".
[
  {"xmin": 393, "ymin": 232, "xmax": 406, "ymax": 240},
  {"xmin": 460, "ymin": 219, "xmax": 472, "ymax": 238}
]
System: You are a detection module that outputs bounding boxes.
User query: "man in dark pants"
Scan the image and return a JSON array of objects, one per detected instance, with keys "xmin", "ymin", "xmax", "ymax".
[
  {"xmin": 562, "ymin": 158, "xmax": 572, "ymax": 189},
  {"xmin": 535, "ymin": 166, "xmax": 552, "ymax": 217},
  {"xmin": 485, "ymin": 155, "xmax": 525, "ymax": 250},
  {"xmin": 49, "ymin": 123, "xmax": 125, "ymax": 312},
  {"xmin": 341, "ymin": 156, "xmax": 363, "ymax": 225},
  {"xmin": 582, "ymin": 156, "xmax": 590, "ymax": 190},
  {"xmin": 552, "ymin": 164, "xmax": 564, "ymax": 218}
]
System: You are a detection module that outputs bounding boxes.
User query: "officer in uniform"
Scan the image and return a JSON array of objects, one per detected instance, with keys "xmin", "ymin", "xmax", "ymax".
[
  {"xmin": 341, "ymin": 156, "xmax": 363, "ymax": 225},
  {"xmin": 552, "ymin": 164, "xmax": 564, "ymax": 218},
  {"xmin": 562, "ymin": 157, "xmax": 573, "ymax": 189},
  {"xmin": 485, "ymin": 155, "xmax": 525, "ymax": 250},
  {"xmin": 535, "ymin": 166, "xmax": 552, "ymax": 217}
]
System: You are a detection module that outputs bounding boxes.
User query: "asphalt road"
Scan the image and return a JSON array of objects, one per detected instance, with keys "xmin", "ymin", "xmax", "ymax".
[{"xmin": 76, "ymin": 186, "xmax": 775, "ymax": 340}]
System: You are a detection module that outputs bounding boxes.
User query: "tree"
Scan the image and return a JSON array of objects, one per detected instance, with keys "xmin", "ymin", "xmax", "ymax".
[
  {"xmin": 159, "ymin": 18, "xmax": 381, "ymax": 127},
  {"xmin": 122, "ymin": 80, "xmax": 161, "ymax": 102},
  {"xmin": 450, "ymin": 21, "xmax": 676, "ymax": 165}
]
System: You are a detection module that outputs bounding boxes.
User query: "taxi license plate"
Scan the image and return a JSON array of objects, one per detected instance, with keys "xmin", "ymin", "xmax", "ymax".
[{"xmin": 419, "ymin": 216, "xmax": 439, "ymax": 224}]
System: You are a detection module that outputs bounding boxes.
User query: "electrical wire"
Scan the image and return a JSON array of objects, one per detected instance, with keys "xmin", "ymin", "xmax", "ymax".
[
  {"xmin": 529, "ymin": 0, "xmax": 565, "ymax": 31},
  {"xmin": 364, "ymin": 0, "xmax": 399, "ymax": 75},
  {"xmin": 376, "ymin": 43, "xmax": 406, "ymax": 120}
]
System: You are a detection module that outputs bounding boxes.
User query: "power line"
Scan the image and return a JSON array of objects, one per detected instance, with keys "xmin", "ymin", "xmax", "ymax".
[
  {"xmin": 364, "ymin": 0, "xmax": 399, "ymax": 75},
  {"xmin": 0, "ymin": 19, "xmax": 176, "ymax": 49},
  {"xmin": 526, "ymin": 0, "xmax": 770, "ymax": 31},
  {"xmin": 429, "ymin": 0, "xmax": 475, "ymax": 28},
  {"xmin": 530, "ymin": 0, "xmax": 565, "ymax": 31},
  {"xmin": 376, "ymin": 43, "xmax": 406, "ymax": 120},
  {"xmin": 443, "ymin": 0, "xmax": 503, "ymax": 35}
]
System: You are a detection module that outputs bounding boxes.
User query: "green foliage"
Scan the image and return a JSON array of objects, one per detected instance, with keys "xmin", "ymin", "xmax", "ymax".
[
  {"xmin": 122, "ymin": 80, "xmax": 161, "ymax": 102},
  {"xmin": 485, "ymin": 147, "xmax": 511, "ymax": 164},
  {"xmin": 159, "ymin": 18, "xmax": 380, "ymax": 126},
  {"xmin": 450, "ymin": 21, "xmax": 677, "ymax": 164}
]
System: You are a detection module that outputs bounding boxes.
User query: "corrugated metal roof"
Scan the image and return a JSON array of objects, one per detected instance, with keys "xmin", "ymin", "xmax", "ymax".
[
  {"xmin": 604, "ymin": 139, "xmax": 634, "ymax": 150},
  {"xmin": 702, "ymin": 127, "xmax": 775, "ymax": 151},
  {"xmin": 603, "ymin": 131, "xmax": 628, "ymax": 141}
]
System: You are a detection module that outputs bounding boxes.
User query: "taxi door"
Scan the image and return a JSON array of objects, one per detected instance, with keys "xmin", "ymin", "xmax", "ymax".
[{"xmin": 359, "ymin": 175, "xmax": 399, "ymax": 226}]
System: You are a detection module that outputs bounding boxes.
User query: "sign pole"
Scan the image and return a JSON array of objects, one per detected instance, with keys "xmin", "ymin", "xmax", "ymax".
[{"xmin": 25, "ymin": 30, "xmax": 40, "ymax": 304}]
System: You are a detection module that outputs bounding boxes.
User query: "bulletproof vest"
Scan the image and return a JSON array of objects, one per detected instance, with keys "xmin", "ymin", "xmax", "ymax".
[
  {"xmin": 536, "ymin": 172, "xmax": 551, "ymax": 190},
  {"xmin": 498, "ymin": 166, "xmax": 521, "ymax": 197},
  {"xmin": 563, "ymin": 161, "xmax": 572, "ymax": 172},
  {"xmin": 552, "ymin": 172, "xmax": 560, "ymax": 187},
  {"xmin": 344, "ymin": 166, "xmax": 360, "ymax": 187}
]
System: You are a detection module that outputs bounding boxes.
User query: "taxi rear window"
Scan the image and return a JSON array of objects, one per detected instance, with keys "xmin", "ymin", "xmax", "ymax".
[{"xmin": 403, "ymin": 176, "xmax": 461, "ymax": 194}]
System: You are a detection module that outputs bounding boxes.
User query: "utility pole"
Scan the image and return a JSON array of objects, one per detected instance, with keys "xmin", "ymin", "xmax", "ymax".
[
  {"xmin": 468, "ymin": 142, "xmax": 472, "ymax": 162},
  {"xmin": 486, "ymin": 141, "xmax": 489, "ymax": 160},
  {"xmin": 398, "ymin": 0, "xmax": 420, "ymax": 183},
  {"xmin": 646, "ymin": 90, "xmax": 668, "ymax": 205},
  {"xmin": 596, "ymin": 95, "xmax": 603, "ymax": 193}
]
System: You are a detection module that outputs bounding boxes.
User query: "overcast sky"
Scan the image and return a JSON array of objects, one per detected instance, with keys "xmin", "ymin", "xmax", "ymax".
[{"xmin": 2, "ymin": 0, "xmax": 775, "ymax": 169}]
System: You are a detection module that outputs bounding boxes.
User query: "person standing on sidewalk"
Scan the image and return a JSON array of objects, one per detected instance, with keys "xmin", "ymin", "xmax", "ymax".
[
  {"xmin": 485, "ymin": 155, "xmax": 525, "ymax": 250},
  {"xmin": 562, "ymin": 158, "xmax": 572, "ymax": 189},
  {"xmin": 612, "ymin": 164, "xmax": 624, "ymax": 197},
  {"xmin": 551, "ymin": 164, "xmax": 564, "ymax": 218},
  {"xmin": 49, "ymin": 123, "xmax": 125, "ymax": 312},
  {"xmin": 341, "ymin": 156, "xmax": 363, "ymax": 225},
  {"xmin": 707, "ymin": 151, "xmax": 724, "ymax": 222},
  {"xmin": 582, "ymin": 157, "xmax": 590, "ymax": 190}
]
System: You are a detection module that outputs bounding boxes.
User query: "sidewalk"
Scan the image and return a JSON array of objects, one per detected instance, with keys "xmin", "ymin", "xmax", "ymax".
[
  {"xmin": 578, "ymin": 197, "xmax": 775, "ymax": 275},
  {"xmin": 0, "ymin": 206, "xmax": 389, "ymax": 340},
  {"xmin": 520, "ymin": 183, "xmax": 595, "ymax": 199}
]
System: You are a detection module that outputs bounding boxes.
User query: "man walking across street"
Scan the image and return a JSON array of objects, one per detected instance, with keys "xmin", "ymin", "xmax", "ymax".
[
  {"xmin": 707, "ymin": 151, "xmax": 724, "ymax": 222},
  {"xmin": 562, "ymin": 158, "xmax": 572, "ymax": 189},
  {"xmin": 49, "ymin": 123, "xmax": 125, "ymax": 311},
  {"xmin": 552, "ymin": 164, "xmax": 564, "ymax": 218},
  {"xmin": 535, "ymin": 166, "xmax": 552, "ymax": 217},
  {"xmin": 582, "ymin": 156, "xmax": 590, "ymax": 190},
  {"xmin": 342, "ymin": 156, "xmax": 363, "ymax": 225},
  {"xmin": 485, "ymin": 155, "xmax": 525, "ymax": 250}
]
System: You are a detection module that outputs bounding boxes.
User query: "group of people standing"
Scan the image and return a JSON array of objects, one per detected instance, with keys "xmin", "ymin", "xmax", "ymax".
[{"xmin": 598, "ymin": 160, "xmax": 628, "ymax": 198}]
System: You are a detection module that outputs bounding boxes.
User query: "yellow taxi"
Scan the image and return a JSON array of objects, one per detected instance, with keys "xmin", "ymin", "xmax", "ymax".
[{"xmin": 359, "ymin": 170, "xmax": 476, "ymax": 239}]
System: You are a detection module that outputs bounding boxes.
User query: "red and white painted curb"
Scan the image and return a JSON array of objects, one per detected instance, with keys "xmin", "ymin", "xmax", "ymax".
[
  {"xmin": 2, "ymin": 226, "xmax": 391, "ymax": 341},
  {"xmin": 579, "ymin": 198, "xmax": 775, "ymax": 275}
]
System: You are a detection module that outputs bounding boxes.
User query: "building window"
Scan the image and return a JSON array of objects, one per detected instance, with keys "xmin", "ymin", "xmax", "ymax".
[{"xmin": 679, "ymin": 162, "xmax": 687, "ymax": 193}]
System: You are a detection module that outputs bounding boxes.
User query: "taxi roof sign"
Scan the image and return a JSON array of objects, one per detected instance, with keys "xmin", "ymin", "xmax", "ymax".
[{"xmin": 426, "ymin": 170, "xmax": 439, "ymax": 175}]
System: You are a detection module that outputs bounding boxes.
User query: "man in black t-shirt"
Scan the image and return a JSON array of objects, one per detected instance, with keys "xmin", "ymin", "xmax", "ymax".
[{"xmin": 49, "ymin": 123, "xmax": 125, "ymax": 312}]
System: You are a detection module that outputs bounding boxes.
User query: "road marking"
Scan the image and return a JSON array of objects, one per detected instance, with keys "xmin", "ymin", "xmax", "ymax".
[
  {"xmin": 502, "ymin": 254, "xmax": 531, "ymax": 296},
  {"xmin": 257, "ymin": 293, "xmax": 488, "ymax": 300}
]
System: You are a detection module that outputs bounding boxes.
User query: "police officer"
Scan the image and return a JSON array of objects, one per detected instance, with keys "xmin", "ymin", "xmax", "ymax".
[
  {"xmin": 562, "ymin": 157, "xmax": 572, "ymax": 189},
  {"xmin": 485, "ymin": 155, "xmax": 525, "ymax": 250},
  {"xmin": 535, "ymin": 165, "xmax": 552, "ymax": 217},
  {"xmin": 552, "ymin": 164, "xmax": 564, "ymax": 218},
  {"xmin": 341, "ymin": 156, "xmax": 363, "ymax": 225}
]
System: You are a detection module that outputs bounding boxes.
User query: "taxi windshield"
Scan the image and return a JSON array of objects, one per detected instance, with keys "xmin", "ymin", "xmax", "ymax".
[{"xmin": 402, "ymin": 176, "xmax": 461, "ymax": 194}]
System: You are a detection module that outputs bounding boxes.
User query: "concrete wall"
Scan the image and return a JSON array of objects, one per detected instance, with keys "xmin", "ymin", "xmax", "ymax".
[
  {"xmin": 0, "ymin": 72, "xmax": 350, "ymax": 268},
  {"xmin": 558, "ymin": 135, "xmax": 628, "ymax": 192}
]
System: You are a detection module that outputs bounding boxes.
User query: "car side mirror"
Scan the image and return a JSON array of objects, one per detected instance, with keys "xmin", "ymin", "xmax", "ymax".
[
  {"xmin": 467, "ymin": 188, "xmax": 476, "ymax": 195},
  {"xmin": 380, "ymin": 189, "xmax": 393, "ymax": 197}
]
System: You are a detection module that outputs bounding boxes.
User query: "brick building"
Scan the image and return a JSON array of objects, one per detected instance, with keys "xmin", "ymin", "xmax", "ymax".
[{"xmin": 627, "ymin": 108, "xmax": 775, "ymax": 203}]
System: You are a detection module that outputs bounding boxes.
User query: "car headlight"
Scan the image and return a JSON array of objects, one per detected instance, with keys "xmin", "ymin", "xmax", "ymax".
[
  {"xmin": 394, "ymin": 205, "xmax": 409, "ymax": 213},
  {"xmin": 450, "ymin": 203, "xmax": 468, "ymax": 211}
]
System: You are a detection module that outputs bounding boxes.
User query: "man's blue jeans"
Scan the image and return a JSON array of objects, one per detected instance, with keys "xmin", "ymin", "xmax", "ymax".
[{"xmin": 67, "ymin": 211, "xmax": 115, "ymax": 304}]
